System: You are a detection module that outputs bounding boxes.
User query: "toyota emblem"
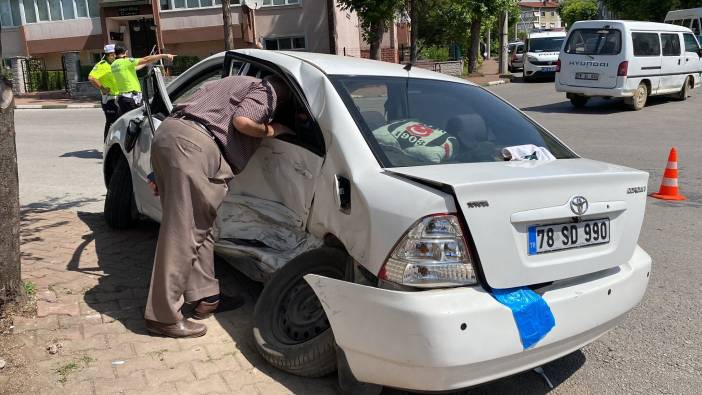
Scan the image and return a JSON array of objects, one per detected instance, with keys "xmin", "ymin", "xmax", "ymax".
[{"xmin": 570, "ymin": 196, "xmax": 589, "ymax": 216}]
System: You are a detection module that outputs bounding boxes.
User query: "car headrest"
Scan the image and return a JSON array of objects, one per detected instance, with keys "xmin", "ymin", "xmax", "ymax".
[{"xmin": 446, "ymin": 114, "xmax": 488, "ymax": 143}]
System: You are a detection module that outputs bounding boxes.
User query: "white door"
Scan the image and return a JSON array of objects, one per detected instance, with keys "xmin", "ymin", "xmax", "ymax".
[
  {"xmin": 630, "ymin": 32, "xmax": 662, "ymax": 93},
  {"xmin": 682, "ymin": 32, "xmax": 702, "ymax": 78},
  {"xmin": 660, "ymin": 33, "xmax": 685, "ymax": 92}
]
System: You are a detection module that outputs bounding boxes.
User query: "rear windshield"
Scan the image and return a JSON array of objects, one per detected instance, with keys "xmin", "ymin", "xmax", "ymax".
[
  {"xmin": 564, "ymin": 29, "xmax": 622, "ymax": 55},
  {"xmin": 528, "ymin": 37, "xmax": 565, "ymax": 52},
  {"xmin": 330, "ymin": 76, "xmax": 576, "ymax": 168}
]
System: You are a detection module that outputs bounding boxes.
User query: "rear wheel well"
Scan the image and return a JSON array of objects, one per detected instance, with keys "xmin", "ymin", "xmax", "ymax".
[
  {"xmin": 640, "ymin": 79, "xmax": 652, "ymax": 95},
  {"xmin": 103, "ymin": 145, "xmax": 125, "ymax": 187}
]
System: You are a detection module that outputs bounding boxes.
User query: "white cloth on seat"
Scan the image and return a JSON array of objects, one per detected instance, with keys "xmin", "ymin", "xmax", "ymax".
[{"xmin": 502, "ymin": 144, "xmax": 556, "ymax": 161}]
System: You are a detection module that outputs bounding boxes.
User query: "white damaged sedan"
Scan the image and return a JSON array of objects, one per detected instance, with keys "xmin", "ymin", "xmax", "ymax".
[{"xmin": 103, "ymin": 49, "xmax": 651, "ymax": 392}]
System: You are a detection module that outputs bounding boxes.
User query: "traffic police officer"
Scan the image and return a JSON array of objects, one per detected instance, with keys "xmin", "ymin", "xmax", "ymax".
[
  {"xmin": 111, "ymin": 45, "xmax": 176, "ymax": 114},
  {"xmin": 88, "ymin": 44, "xmax": 120, "ymax": 141}
]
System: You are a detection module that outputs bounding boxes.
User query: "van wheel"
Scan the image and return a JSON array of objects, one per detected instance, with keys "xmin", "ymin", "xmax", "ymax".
[
  {"xmin": 253, "ymin": 247, "xmax": 351, "ymax": 377},
  {"xmin": 676, "ymin": 77, "xmax": 692, "ymax": 101},
  {"xmin": 104, "ymin": 157, "xmax": 138, "ymax": 229},
  {"xmin": 627, "ymin": 83, "xmax": 648, "ymax": 111},
  {"xmin": 569, "ymin": 95, "xmax": 589, "ymax": 108}
]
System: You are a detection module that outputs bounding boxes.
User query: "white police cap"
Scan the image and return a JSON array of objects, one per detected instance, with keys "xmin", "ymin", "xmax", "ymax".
[{"xmin": 104, "ymin": 44, "xmax": 116, "ymax": 54}]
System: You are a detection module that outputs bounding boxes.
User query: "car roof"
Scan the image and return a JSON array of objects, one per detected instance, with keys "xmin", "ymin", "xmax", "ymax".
[
  {"xmin": 571, "ymin": 19, "xmax": 693, "ymax": 33},
  {"xmin": 529, "ymin": 31, "xmax": 566, "ymax": 38},
  {"xmin": 228, "ymin": 49, "xmax": 476, "ymax": 85}
]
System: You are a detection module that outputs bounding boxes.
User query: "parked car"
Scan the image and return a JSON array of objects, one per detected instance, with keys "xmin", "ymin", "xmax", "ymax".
[
  {"xmin": 665, "ymin": 7, "xmax": 702, "ymax": 42},
  {"xmin": 524, "ymin": 31, "xmax": 566, "ymax": 82},
  {"xmin": 556, "ymin": 20, "xmax": 702, "ymax": 110},
  {"xmin": 509, "ymin": 41, "xmax": 525, "ymax": 72},
  {"xmin": 103, "ymin": 49, "xmax": 652, "ymax": 392}
]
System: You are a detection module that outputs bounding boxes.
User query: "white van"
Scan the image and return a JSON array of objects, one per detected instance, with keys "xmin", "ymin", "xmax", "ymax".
[
  {"xmin": 665, "ymin": 8, "xmax": 702, "ymax": 42},
  {"xmin": 556, "ymin": 20, "xmax": 702, "ymax": 110},
  {"xmin": 524, "ymin": 31, "xmax": 567, "ymax": 82}
]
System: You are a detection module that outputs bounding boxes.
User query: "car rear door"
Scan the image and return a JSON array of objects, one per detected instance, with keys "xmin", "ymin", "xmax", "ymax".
[
  {"xmin": 660, "ymin": 32, "xmax": 685, "ymax": 91},
  {"xmin": 217, "ymin": 51, "xmax": 326, "ymax": 231}
]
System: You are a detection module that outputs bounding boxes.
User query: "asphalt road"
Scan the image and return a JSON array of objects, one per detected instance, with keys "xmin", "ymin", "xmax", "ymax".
[{"xmin": 13, "ymin": 79, "xmax": 702, "ymax": 394}]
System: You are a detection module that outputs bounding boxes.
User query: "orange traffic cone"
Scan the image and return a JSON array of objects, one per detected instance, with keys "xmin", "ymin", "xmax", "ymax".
[{"xmin": 651, "ymin": 148, "xmax": 686, "ymax": 201}]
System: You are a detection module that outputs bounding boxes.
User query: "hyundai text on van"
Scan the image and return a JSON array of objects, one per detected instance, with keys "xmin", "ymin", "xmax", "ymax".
[{"xmin": 556, "ymin": 20, "xmax": 702, "ymax": 110}]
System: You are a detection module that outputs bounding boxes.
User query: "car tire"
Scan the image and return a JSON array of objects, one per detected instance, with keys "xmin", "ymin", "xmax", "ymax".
[
  {"xmin": 524, "ymin": 74, "xmax": 533, "ymax": 83},
  {"xmin": 627, "ymin": 82, "xmax": 648, "ymax": 111},
  {"xmin": 570, "ymin": 95, "xmax": 589, "ymax": 108},
  {"xmin": 104, "ymin": 156, "xmax": 138, "ymax": 229},
  {"xmin": 253, "ymin": 247, "xmax": 351, "ymax": 378},
  {"xmin": 675, "ymin": 77, "xmax": 691, "ymax": 101}
]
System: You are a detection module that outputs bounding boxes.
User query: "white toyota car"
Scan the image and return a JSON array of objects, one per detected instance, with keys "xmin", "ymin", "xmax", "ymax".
[{"xmin": 103, "ymin": 49, "xmax": 652, "ymax": 392}]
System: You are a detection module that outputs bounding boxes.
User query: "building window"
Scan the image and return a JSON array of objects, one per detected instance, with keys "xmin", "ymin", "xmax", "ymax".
[
  {"xmin": 551, "ymin": 11, "xmax": 555, "ymax": 16},
  {"xmin": 0, "ymin": 0, "xmax": 22, "ymax": 26},
  {"xmin": 231, "ymin": 0, "xmax": 299, "ymax": 6},
  {"xmin": 541, "ymin": 11, "xmax": 545, "ymax": 17},
  {"xmin": 264, "ymin": 36, "xmax": 306, "ymax": 50},
  {"xmin": 172, "ymin": 0, "xmax": 221, "ymax": 9},
  {"xmin": 18, "ymin": 0, "xmax": 98, "ymax": 23}
]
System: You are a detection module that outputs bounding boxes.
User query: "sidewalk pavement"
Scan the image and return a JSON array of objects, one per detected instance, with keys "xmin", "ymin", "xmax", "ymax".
[
  {"xmin": 15, "ymin": 91, "xmax": 101, "ymax": 109},
  {"xmin": 0, "ymin": 209, "xmax": 339, "ymax": 394},
  {"xmin": 464, "ymin": 58, "xmax": 512, "ymax": 87}
]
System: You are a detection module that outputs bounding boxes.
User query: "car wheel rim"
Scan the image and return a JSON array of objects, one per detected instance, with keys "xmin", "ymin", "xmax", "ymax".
[
  {"xmin": 272, "ymin": 267, "xmax": 344, "ymax": 345},
  {"xmin": 636, "ymin": 86, "xmax": 646, "ymax": 107}
]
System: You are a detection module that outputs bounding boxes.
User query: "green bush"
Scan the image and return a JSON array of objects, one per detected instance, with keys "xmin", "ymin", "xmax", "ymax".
[
  {"xmin": 26, "ymin": 70, "xmax": 66, "ymax": 92},
  {"xmin": 420, "ymin": 46, "xmax": 450, "ymax": 61}
]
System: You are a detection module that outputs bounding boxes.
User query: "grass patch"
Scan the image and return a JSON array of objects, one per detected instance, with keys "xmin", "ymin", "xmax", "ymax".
[
  {"xmin": 22, "ymin": 281, "xmax": 36, "ymax": 297},
  {"xmin": 55, "ymin": 356, "xmax": 96, "ymax": 383}
]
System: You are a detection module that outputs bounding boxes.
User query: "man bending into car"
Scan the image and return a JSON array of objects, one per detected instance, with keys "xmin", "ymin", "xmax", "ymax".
[{"xmin": 144, "ymin": 74, "xmax": 293, "ymax": 338}]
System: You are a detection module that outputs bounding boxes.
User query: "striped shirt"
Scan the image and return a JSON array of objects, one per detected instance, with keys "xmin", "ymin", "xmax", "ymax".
[{"xmin": 173, "ymin": 76, "xmax": 277, "ymax": 174}]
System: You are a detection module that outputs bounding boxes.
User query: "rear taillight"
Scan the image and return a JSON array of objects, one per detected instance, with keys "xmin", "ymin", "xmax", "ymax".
[
  {"xmin": 556, "ymin": 58, "xmax": 561, "ymax": 72},
  {"xmin": 617, "ymin": 61, "xmax": 628, "ymax": 76},
  {"xmin": 378, "ymin": 214, "xmax": 477, "ymax": 288}
]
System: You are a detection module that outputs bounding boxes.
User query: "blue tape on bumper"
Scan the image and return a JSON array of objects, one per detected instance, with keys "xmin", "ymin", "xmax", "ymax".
[{"xmin": 492, "ymin": 287, "xmax": 555, "ymax": 349}]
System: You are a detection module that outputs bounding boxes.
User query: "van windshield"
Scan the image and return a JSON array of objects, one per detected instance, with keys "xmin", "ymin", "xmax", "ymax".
[
  {"xmin": 330, "ymin": 76, "xmax": 576, "ymax": 167},
  {"xmin": 528, "ymin": 37, "xmax": 565, "ymax": 52},
  {"xmin": 564, "ymin": 29, "xmax": 622, "ymax": 55}
]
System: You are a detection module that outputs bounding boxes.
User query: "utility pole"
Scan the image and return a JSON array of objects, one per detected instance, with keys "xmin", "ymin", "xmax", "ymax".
[
  {"xmin": 499, "ymin": 10, "xmax": 509, "ymax": 75},
  {"xmin": 486, "ymin": 29, "xmax": 491, "ymax": 60}
]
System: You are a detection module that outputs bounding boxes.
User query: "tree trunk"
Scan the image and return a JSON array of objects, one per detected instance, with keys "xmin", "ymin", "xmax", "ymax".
[
  {"xmin": 222, "ymin": 0, "xmax": 235, "ymax": 50},
  {"xmin": 369, "ymin": 21, "xmax": 384, "ymax": 60},
  {"xmin": 468, "ymin": 15, "xmax": 482, "ymax": 74},
  {"xmin": 0, "ymin": 77, "xmax": 19, "ymax": 306},
  {"xmin": 409, "ymin": 0, "xmax": 418, "ymax": 65}
]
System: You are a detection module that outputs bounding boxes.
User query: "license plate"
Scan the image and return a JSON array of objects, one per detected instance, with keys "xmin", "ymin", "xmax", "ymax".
[
  {"xmin": 575, "ymin": 72, "xmax": 599, "ymax": 80},
  {"xmin": 528, "ymin": 218, "xmax": 610, "ymax": 255},
  {"xmin": 542, "ymin": 66, "xmax": 556, "ymax": 72}
]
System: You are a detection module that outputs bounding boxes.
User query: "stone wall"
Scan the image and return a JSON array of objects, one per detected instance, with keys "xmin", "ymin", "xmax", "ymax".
[
  {"xmin": 10, "ymin": 57, "xmax": 27, "ymax": 95},
  {"xmin": 415, "ymin": 60, "xmax": 464, "ymax": 77}
]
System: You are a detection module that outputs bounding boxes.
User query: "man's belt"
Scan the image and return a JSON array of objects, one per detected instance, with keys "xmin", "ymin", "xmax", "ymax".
[{"xmin": 171, "ymin": 113, "xmax": 215, "ymax": 139}]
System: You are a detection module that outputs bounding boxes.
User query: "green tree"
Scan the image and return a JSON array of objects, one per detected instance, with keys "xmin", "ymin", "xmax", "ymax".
[
  {"xmin": 603, "ymin": 0, "xmax": 702, "ymax": 22},
  {"xmin": 559, "ymin": 0, "xmax": 599, "ymax": 29},
  {"xmin": 338, "ymin": 0, "xmax": 404, "ymax": 60},
  {"xmin": 417, "ymin": 0, "xmax": 472, "ymax": 49},
  {"xmin": 465, "ymin": 0, "xmax": 517, "ymax": 74}
]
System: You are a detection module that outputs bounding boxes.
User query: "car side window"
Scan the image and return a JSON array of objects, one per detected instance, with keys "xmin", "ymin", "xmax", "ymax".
[
  {"xmin": 683, "ymin": 33, "xmax": 700, "ymax": 53},
  {"xmin": 632, "ymin": 32, "xmax": 661, "ymax": 57},
  {"xmin": 661, "ymin": 33, "xmax": 681, "ymax": 56},
  {"xmin": 172, "ymin": 69, "xmax": 222, "ymax": 105}
]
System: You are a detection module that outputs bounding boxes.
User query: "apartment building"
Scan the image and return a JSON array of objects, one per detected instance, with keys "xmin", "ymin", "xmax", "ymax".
[
  {"xmin": 518, "ymin": 1, "xmax": 563, "ymax": 34},
  {"xmin": 0, "ymin": 0, "xmax": 399, "ymax": 70}
]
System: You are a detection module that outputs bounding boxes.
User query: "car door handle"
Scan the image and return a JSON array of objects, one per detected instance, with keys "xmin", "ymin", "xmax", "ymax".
[{"xmin": 678, "ymin": 59, "xmax": 681, "ymax": 65}]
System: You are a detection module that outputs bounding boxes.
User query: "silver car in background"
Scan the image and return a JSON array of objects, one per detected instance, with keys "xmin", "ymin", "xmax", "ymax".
[{"xmin": 509, "ymin": 41, "xmax": 525, "ymax": 72}]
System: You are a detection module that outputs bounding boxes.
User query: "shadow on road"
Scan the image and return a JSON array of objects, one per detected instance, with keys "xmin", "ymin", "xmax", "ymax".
[{"xmin": 60, "ymin": 149, "xmax": 103, "ymax": 160}]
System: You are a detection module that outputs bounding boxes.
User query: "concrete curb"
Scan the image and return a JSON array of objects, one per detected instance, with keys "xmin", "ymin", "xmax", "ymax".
[
  {"xmin": 483, "ymin": 79, "xmax": 511, "ymax": 87},
  {"xmin": 16, "ymin": 104, "xmax": 101, "ymax": 109}
]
